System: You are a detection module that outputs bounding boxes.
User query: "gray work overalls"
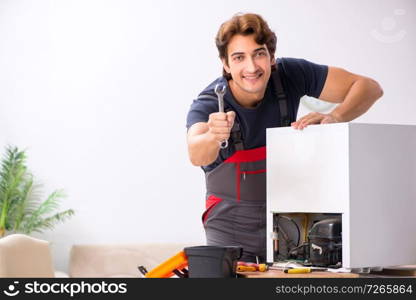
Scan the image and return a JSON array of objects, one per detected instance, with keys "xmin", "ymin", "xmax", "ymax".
[{"xmin": 201, "ymin": 70, "xmax": 291, "ymax": 263}]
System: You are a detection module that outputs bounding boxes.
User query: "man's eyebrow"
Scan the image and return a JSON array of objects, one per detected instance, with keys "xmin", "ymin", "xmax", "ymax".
[
  {"xmin": 253, "ymin": 47, "xmax": 267, "ymax": 53},
  {"xmin": 230, "ymin": 47, "xmax": 267, "ymax": 57},
  {"xmin": 230, "ymin": 51, "xmax": 245, "ymax": 57}
]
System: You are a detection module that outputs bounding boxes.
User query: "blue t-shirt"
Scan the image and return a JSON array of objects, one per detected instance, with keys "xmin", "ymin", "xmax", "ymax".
[{"xmin": 186, "ymin": 57, "xmax": 328, "ymax": 172}]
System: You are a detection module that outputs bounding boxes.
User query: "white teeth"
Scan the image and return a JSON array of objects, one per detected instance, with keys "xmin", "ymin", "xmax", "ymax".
[{"xmin": 244, "ymin": 73, "xmax": 262, "ymax": 79}]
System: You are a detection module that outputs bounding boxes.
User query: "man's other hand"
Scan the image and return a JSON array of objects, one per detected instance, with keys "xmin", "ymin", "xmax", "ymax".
[{"xmin": 291, "ymin": 112, "xmax": 340, "ymax": 130}]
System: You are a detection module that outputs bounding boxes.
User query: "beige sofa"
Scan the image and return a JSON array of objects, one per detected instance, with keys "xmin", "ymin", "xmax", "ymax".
[
  {"xmin": 0, "ymin": 234, "xmax": 61, "ymax": 277},
  {"xmin": 0, "ymin": 234, "xmax": 193, "ymax": 278},
  {"xmin": 69, "ymin": 243, "xmax": 192, "ymax": 277}
]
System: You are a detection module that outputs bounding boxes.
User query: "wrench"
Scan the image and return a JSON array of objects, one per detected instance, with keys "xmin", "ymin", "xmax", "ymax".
[{"xmin": 214, "ymin": 83, "xmax": 228, "ymax": 149}]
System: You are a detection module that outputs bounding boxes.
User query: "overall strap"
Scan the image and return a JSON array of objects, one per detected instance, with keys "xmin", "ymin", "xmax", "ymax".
[
  {"xmin": 272, "ymin": 69, "xmax": 291, "ymax": 127},
  {"xmin": 230, "ymin": 122, "xmax": 244, "ymax": 151}
]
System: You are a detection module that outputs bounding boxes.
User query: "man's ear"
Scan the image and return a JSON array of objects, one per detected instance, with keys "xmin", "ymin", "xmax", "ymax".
[
  {"xmin": 222, "ymin": 58, "xmax": 231, "ymax": 74},
  {"xmin": 270, "ymin": 55, "xmax": 276, "ymax": 67}
]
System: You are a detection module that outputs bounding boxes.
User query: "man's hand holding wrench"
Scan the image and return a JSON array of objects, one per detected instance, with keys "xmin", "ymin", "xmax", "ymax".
[{"xmin": 207, "ymin": 83, "xmax": 235, "ymax": 149}]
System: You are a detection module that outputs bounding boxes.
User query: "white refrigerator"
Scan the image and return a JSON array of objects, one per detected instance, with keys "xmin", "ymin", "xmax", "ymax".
[{"xmin": 266, "ymin": 123, "xmax": 416, "ymax": 269}]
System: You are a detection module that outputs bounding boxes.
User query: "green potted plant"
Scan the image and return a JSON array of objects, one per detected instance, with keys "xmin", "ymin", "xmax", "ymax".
[{"xmin": 0, "ymin": 146, "xmax": 74, "ymax": 237}]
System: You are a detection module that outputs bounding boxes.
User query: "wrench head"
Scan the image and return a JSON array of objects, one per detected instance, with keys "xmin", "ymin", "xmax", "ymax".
[{"xmin": 214, "ymin": 83, "xmax": 226, "ymax": 96}]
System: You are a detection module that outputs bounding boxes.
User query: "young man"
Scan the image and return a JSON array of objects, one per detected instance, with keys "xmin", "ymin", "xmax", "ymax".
[{"xmin": 186, "ymin": 13, "xmax": 383, "ymax": 262}]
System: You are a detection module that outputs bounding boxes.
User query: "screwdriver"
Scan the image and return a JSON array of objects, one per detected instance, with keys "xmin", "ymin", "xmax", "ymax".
[
  {"xmin": 237, "ymin": 262, "xmax": 268, "ymax": 272},
  {"xmin": 284, "ymin": 268, "xmax": 311, "ymax": 274}
]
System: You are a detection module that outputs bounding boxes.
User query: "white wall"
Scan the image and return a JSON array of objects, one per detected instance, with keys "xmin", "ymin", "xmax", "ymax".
[{"xmin": 0, "ymin": 0, "xmax": 414, "ymax": 272}]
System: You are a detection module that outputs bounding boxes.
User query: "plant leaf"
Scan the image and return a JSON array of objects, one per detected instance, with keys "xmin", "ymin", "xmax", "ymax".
[{"xmin": 0, "ymin": 145, "xmax": 74, "ymax": 236}]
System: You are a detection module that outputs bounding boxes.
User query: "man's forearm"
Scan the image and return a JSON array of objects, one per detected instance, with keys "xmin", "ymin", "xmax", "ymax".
[
  {"xmin": 330, "ymin": 77, "xmax": 383, "ymax": 122},
  {"xmin": 187, "ymin": 132, "xmax": 220, "ymax": 166}
]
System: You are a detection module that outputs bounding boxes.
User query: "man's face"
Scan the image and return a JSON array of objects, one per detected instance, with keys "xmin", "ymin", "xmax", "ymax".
[{"xmin": 222, "ymin": 34, "xmax": 274, "ymax": 99}]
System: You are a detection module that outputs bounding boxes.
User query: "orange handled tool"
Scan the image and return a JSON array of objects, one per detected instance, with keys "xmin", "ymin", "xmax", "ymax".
[
  {"xmin": 139, "ymin": 251, "xmax": 189, "ymax": 278},
  {"xmin": 237, "ymin": 261, "xmax": 268, "ymax": 272}
]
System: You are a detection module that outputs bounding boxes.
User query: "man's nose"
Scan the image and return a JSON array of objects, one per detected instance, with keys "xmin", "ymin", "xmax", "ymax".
[{"xmin": 245, "ymin": 57, "xmax": 258, "ymax": 73}]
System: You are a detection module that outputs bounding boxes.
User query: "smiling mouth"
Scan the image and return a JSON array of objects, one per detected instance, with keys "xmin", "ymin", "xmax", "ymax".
[
  {"xmin": 242, "ymin": 73, "xmax": 263, "ymax": 83},
  {"xmin": 243, "ymin": 73, "xmax": 263, "ymax": 84}
]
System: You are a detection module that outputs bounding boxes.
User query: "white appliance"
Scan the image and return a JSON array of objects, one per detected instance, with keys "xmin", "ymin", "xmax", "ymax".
[{"xmin": 266, "ymin": 123, "xmax": 416, "ymax": 269}]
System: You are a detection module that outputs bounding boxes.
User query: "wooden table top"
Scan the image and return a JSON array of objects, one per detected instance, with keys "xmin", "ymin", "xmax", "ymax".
[
  {"xmin": 239, "ymin": 269, "xmax": 359, "ymax": 278},
  {"xmin": 239, "ymin": 265, "xmax": 416, "ymax": 278}
]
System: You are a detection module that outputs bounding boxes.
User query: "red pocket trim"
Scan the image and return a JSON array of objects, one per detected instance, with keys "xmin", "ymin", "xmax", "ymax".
[{"xmin": 202, "ymin": 195, "xmax": 223, "ymax": 224}]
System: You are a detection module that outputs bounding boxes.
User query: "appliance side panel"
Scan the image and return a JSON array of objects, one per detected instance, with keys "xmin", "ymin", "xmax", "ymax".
[{"xmin": 349, "ymin": 123, "xmax": 416, "ymax": 268}]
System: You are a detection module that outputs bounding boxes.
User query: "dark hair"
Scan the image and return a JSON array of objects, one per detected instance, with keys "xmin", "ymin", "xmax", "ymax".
[{"xmin": 215, "ymin": 13, "xmax": 277, "ymax": 79}]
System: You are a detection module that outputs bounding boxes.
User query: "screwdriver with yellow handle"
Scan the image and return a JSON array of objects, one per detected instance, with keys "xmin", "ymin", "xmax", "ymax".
[
  {"xmin": 237, "ymin": 262, "xmax": 268, "ymax": 272},
  {"xmin": 284, "ymin": 267, "xmax": 312, "ymax": 274}
]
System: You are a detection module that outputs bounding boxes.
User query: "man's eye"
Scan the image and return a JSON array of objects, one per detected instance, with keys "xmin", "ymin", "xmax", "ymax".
[
  {"xmin": 234, "ymin": 56, "xmax": 243, "ymax": 62},
  {"xmin": 256, "ymin": 51, "xmax": 266, "ymax": 57}
]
